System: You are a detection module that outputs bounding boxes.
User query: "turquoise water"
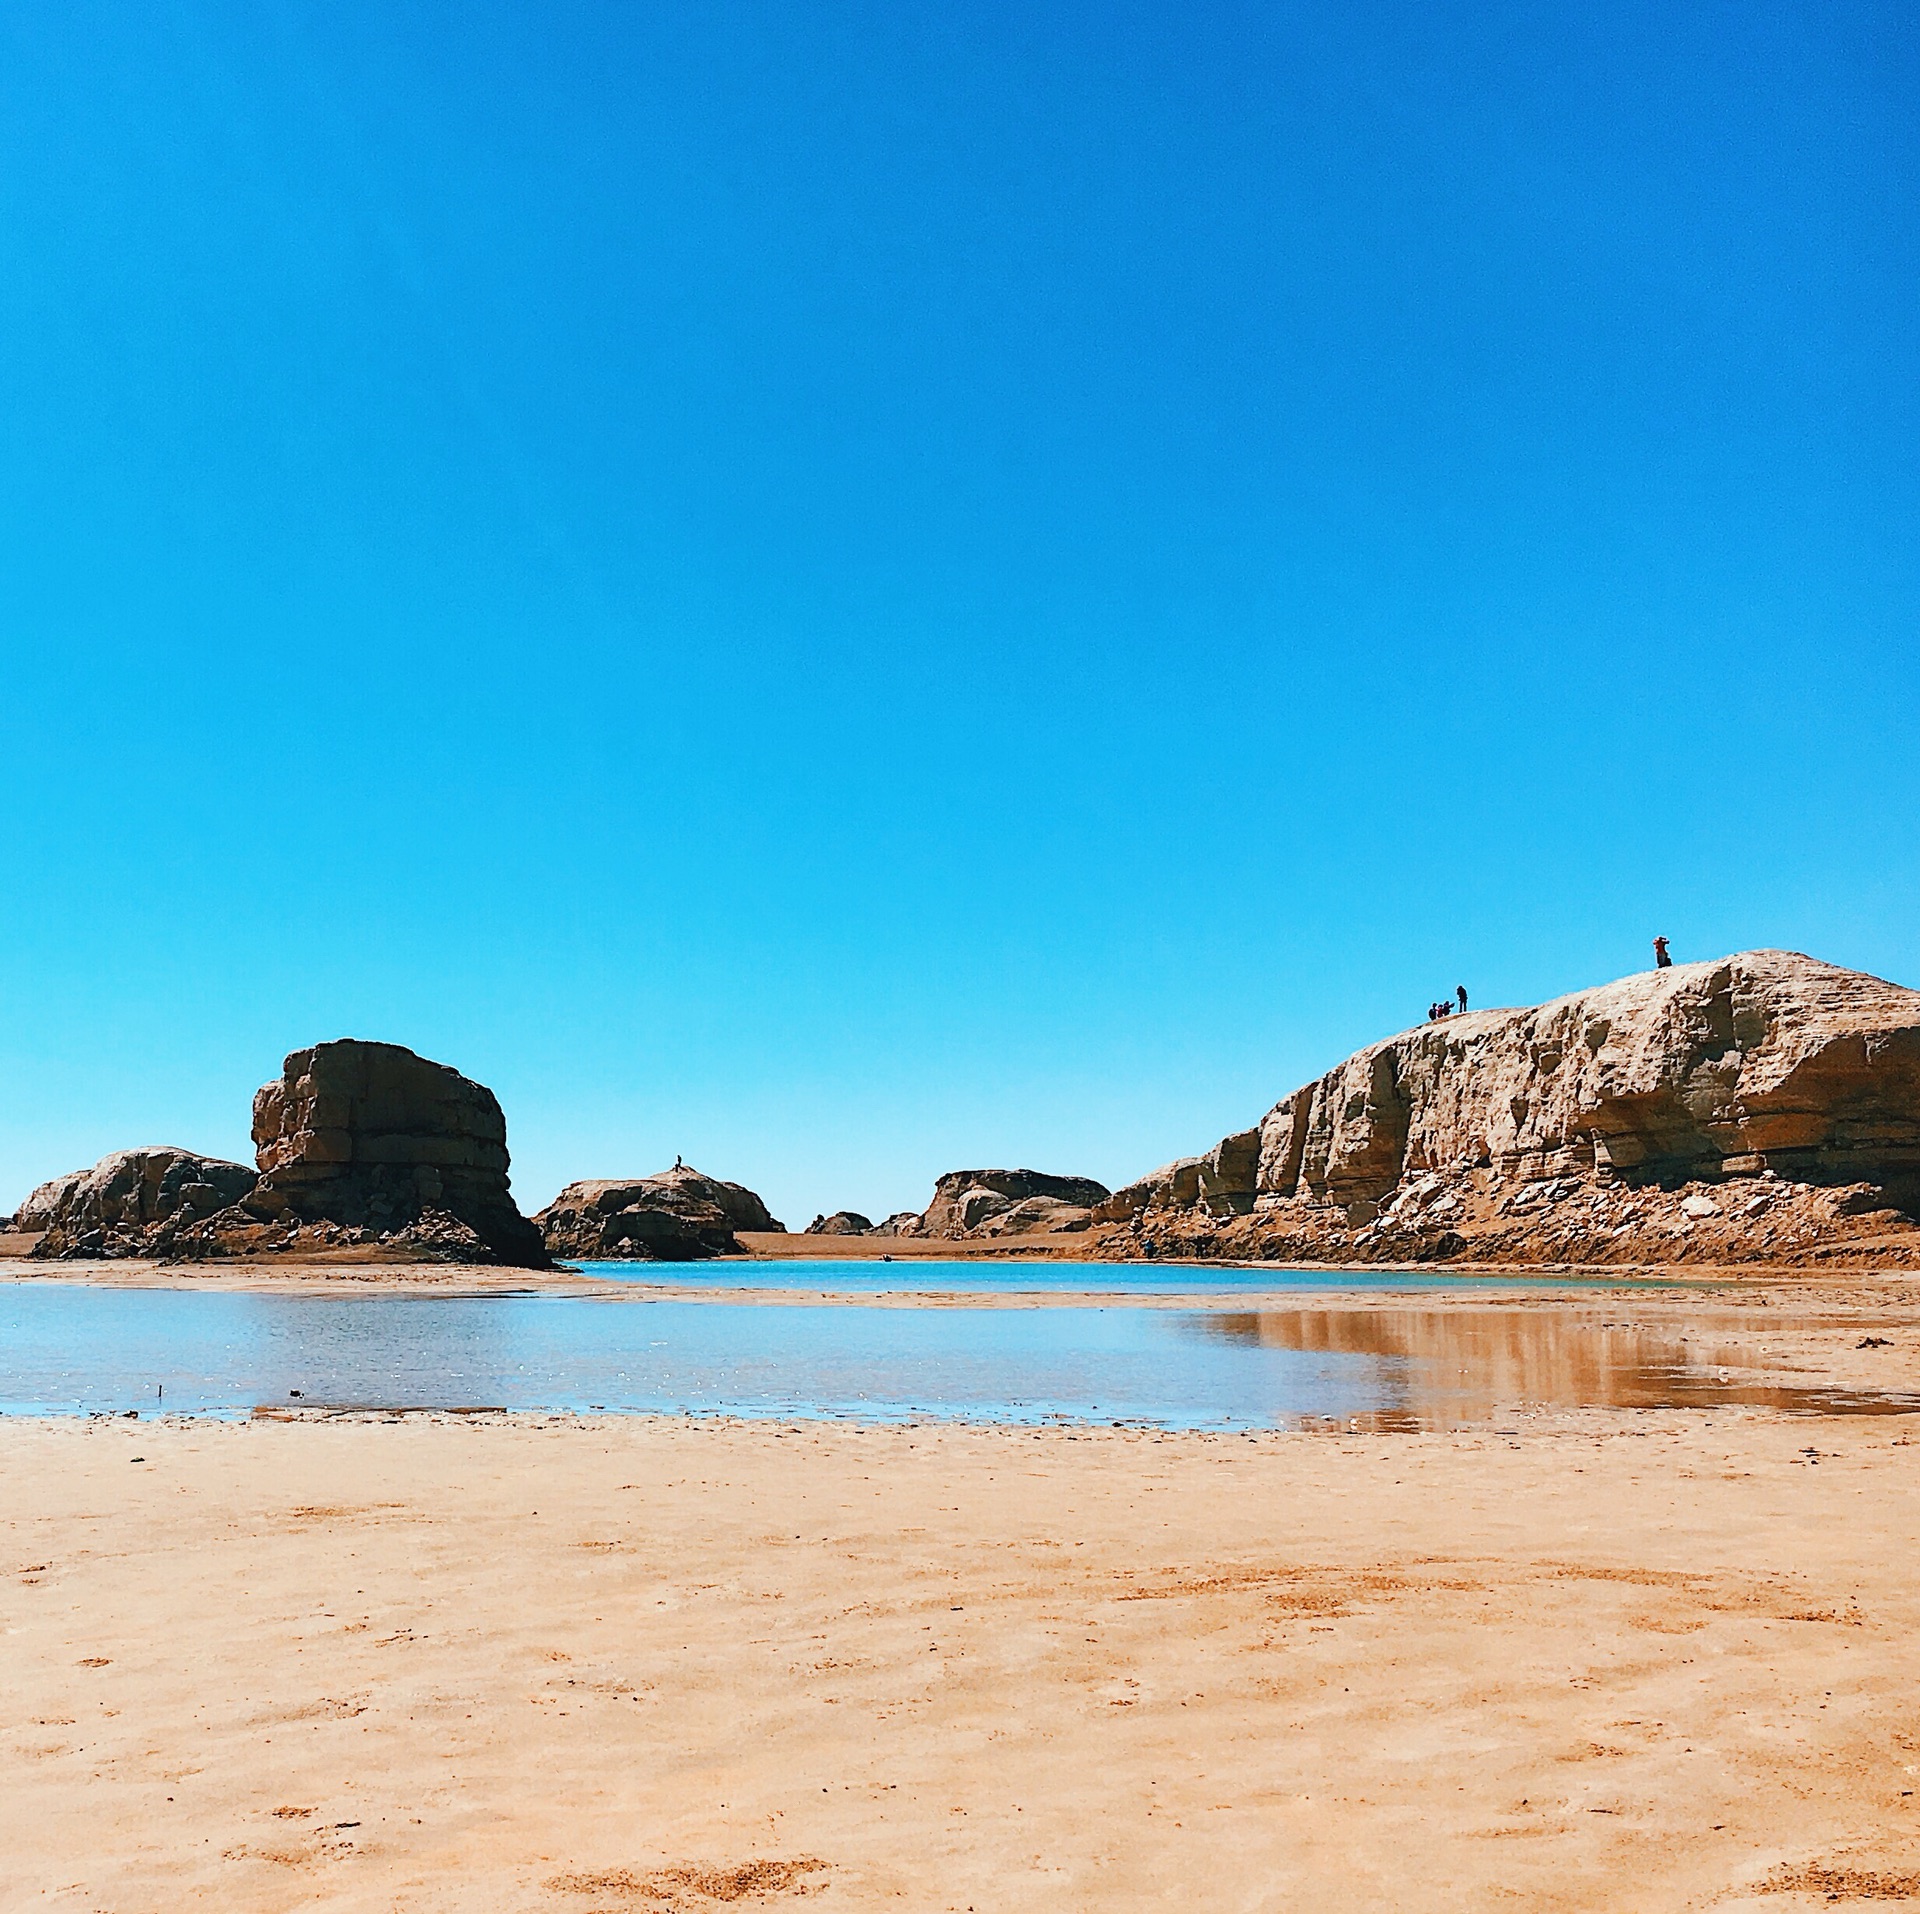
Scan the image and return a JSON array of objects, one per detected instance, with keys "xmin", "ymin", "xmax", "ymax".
[
  {"xmin": 565, "ymin": 1258, "xmax": 1645, "ymax": 1294},
  {"xmin": 2, "ymin": 1277, "xmax": 1911, "ymax": 1428}
]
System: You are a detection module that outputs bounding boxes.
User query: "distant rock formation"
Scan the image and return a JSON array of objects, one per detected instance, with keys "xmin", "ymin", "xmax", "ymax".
[
  {"xmin": 249, "ymin": 1040, "xmax": 548, "ymax": 1266},
  {"xmin": 805, "ymin": 1211, "xmax": 874, "ymax": 1236},
  {"xmin": 918, "ymin": 1169, "xmax": 1110, "ymax": 1239},
  {"xmin": 1091, "ymin": 951, "xmax": 1920, "ymax": 1266},
  {"xmin": 869, "ymin": 1211, "xmax": 923, "ymax": 1236},
  {"xmin": 20, "ymin": 1148, "xmax": 259, "ymax": 1260},
  {"xmin": 537, "ymin": 1166, "xmax": 783, "ymax": 1261}
]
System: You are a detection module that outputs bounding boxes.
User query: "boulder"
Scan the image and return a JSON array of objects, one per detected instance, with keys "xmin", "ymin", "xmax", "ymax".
[
  {"xmin": 1094, "ymin": 951, "xmax": 1920, "ymax": 1261},
  {"xmin": 249, "ymin": 1040, "xmax": 547, "ymax": 1266},
  {"xmin": 537, "ymin": 1166, "xmax": 782, "ymax": 1262},
  {"xmin": 869, "ymin": 1211, "xmax": 923, "ymax": 1236},
  {"xmin": 22, "ymin": 1148, "xmax": 259, "ymax": 1260},
  {"xmin": 805, "ymin": 1211, "xmax": 874, "ymax": 1236},
  {"xmin": 918, "ymin": 1169, "xmax": 1111, "ymax": 1239}
]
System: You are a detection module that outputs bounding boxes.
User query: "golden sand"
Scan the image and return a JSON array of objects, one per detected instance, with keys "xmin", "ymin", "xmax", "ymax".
[{"xmin": 3, "ymin": 1284, "xmax": 1919, "ymax": 1911}]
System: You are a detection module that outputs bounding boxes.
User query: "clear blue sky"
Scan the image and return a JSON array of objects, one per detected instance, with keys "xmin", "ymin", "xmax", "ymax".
[{"xmin": 2, "ymin": 0, "xmax": 1915, "ymax": 1225}]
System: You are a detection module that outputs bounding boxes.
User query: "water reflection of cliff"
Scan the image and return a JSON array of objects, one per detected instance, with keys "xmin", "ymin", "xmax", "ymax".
[{"xmin": 1194, "ymin": 1309, "xmax": 1917, "ymax": 1427}]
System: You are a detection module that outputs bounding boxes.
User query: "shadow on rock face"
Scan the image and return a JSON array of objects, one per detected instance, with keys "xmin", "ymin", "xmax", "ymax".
[{"xmin": 245, "ymin": 1040, "xmax": 549, "ymax": 1267}]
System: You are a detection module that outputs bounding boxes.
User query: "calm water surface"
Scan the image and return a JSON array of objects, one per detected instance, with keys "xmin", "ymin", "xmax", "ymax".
[
  {"xmin": 2, "ymin": 1272, "xmax": 1912, "ymax": 1427},
  {"xmin": 567, "ymin": 1258, "xmax": 1644, "ymax": 1295}
]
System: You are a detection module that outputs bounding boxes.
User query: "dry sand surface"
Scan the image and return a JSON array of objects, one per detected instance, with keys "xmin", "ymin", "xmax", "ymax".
[{"xmin": 4, "ymin": 1314, "xmax": 1920, "ymax": 1914}]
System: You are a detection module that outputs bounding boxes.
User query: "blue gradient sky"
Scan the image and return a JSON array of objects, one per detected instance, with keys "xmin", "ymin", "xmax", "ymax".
[{"xmin": 2, "ymin": 0, "xmax": 1915, "ymax": 1225}]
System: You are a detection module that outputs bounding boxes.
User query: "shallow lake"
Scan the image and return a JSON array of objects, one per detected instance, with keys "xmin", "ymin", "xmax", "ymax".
[
  {"xmin": 2, "ymin": 1276, "xmax": 1913, "ymax": 1428},
  {"xmin": 566, "ymin": 1258, "xmax": 1647, "ymax": 1294}
]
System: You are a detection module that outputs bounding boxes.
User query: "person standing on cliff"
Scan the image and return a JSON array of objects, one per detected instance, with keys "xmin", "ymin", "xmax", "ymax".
[
  {"xmin": 1456, "ymin": 985, "xmax": 1467, "ymax": 1013},
  {"xmin": 1654, "ymin": 936, "xmax": 1672, "ymax": 969}
]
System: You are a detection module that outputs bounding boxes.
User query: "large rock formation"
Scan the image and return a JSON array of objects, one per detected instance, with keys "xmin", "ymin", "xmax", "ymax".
[
  {"xmin": 1094, "ymin": 952, "xmax": 1920, "ymax": 1266},
  {"xmin": 21, "ymin": 1148, "xmax": 259, "ymax": 1260},
  {"xmin": 919, "ymin": 1169, "xmax": 1111, "ymax": 1239},
  {"xmin": 249, "ymin": 1040, "xmax": 548, "ymax": 1266},
  {"xmin": 536, "ymin": 1166, "xmax": 782, "ymax": 1262}
]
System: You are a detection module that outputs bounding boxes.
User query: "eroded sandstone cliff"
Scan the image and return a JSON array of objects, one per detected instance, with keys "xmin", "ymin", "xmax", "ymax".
[{"xmin": 1091, "ymin": 952, "xmax": 1920, "ymax": 1266}]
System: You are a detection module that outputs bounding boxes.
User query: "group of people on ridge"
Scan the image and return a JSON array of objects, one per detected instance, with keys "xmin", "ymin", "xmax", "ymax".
[{"xmin": 1422, "ymin": 940, "xmax": 1671, "ymax": 1028}]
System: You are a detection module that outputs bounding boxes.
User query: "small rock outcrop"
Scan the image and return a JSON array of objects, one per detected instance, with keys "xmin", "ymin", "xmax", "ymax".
[
  {"xmin": 805, "ymin": 1211, "xmax": 874, "ymax": 1236},
  {"xmin": 537, "ymin": 1166, "xmax": 782, "ymax": 1261},
  {"xmin": 918, "ymin": 1169, "xmax": 1110, "ymax": 1239},
  {"xmin": 21, "ymin": 1148, "xmax": 259, "ymax": 1259},
  {"xmin": 1091, "ymin": 951, "xmax": 1920, "ymax": 1266},
  {"xmin": 249, "ymin": 1040, "xmax": 548, "ymax": 1266}
]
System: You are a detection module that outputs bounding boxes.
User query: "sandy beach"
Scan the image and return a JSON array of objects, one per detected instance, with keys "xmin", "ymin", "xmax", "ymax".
[{"xmin": 4, "ymin": 1275, "xmax": 1920, "ymax": 1912}]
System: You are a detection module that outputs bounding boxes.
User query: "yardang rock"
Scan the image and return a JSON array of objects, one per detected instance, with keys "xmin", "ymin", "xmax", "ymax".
[
  {"xmin": 918, "ymin": 1169, "xmax": 1110, "ymax": 1239},
  {"xmin": 250, "ymin": 1040, "xmax": 547, "ymax": 1266},
  {"xmin": 22, "ymin": 1148, "xmax": 259, "ymax": 1260},
  {"xmin": 537, "ymin": 1166, "xmax": 782, "ymax": 1262}
]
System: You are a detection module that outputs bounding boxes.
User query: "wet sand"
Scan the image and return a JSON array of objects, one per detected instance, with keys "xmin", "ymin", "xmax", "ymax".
[{"xmin": 4, "ymin": 1281, "xmax": 1920, "ymax": 1912}]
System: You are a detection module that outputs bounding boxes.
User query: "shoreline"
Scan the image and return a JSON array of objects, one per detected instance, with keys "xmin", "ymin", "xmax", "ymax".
[
  {"xmin": 6, "ymin": 1251, "xmax": 1920, "ymax": 1308},
  {"xmin": 7, "ymin": 1266, "xmax": 1919, "ymax": 1428}
]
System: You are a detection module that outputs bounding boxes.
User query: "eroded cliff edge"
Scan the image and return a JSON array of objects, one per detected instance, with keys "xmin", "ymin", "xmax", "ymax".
[{"xmin": 1089, "ymin": 951, "xmax": 1920, "ymax": 1266}]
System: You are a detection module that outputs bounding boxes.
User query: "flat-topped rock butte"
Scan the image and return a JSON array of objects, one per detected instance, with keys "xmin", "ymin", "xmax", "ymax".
[{"xmin": 250, "ymin": 1040, "xmax": 547, "ymax": 1266}]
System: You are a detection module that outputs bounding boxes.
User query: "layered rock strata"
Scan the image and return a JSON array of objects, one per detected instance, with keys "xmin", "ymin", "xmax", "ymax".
[
  {"xmin": 249, "ymin": 1040, "xmax": 548, "ymax": 1266},
  {"xmin": 21, "ymin": 1148, "xmax": 259, "ymax": 1260},
  {"xmin": 1092, "ymin": 952, "xmax": 1920, "ymax": 1266},
  {"xmin": 537, "ymin": 1166, "xmax": 782, "ymax": 1262},
  {"xmin": 919, "ymin": 1169, "xmax": 1111, "ymax": 1239}
]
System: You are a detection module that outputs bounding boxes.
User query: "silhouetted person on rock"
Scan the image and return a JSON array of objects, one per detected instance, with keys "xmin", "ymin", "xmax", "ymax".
[
  {"xmin": 1653, "ymin": 936, "xmax": 1671, "ymax": 970},
  {"xmin": 1456, "ymin": 985, "xmax": 1468, "ymax": 1013}
]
